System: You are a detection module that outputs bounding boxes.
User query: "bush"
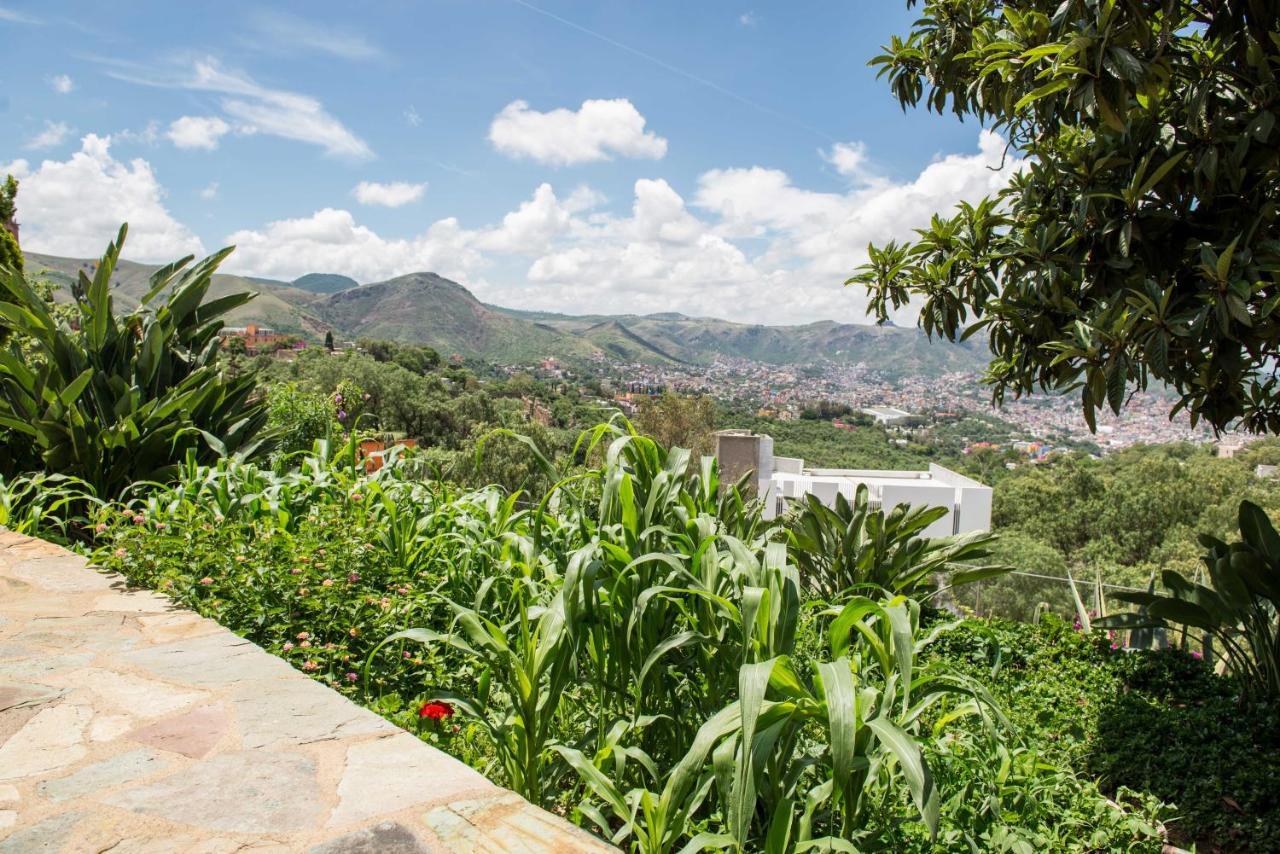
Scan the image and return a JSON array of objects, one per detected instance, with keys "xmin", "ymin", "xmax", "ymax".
[
  {"xmin": 0, "ymin": 225, "xmax": 270, "ymax": 500},
  {"xmin": 930, "ymin": 616, "xmax": 1280, "ymax": 852}
]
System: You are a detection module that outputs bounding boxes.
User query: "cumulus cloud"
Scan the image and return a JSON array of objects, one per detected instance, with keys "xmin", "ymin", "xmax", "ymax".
[
  {"xmin": 49, "ymin": 74, "xmax": 74, "ymax": 94},
  {"xmin": 353, "ymin": 180, "xmax": 426, "ymax": 207},
  {"xmin": 739, "ymin": 11, "xmax": 758, "ymax": 26},
  {"xmin": 167, "ymin": 115, "xmax": 231, "ymax": 150},
  {"xmin": 3, "ymin": 135, "xmax": 205, "ymax": 262},
  {"xmin": 26, "ymin": 121, "xmax": 72, "ymax": 150},
  {"xmin": 200, "ymin": 182, "xmax": 219, "ymax": 200},
  {"xmin": 489, "ymin": 99, "xmax": 668, "ymax": 166},
  {"xmin": 5, "ymin": 130, "xmax": 1023, "ymax": 325}
]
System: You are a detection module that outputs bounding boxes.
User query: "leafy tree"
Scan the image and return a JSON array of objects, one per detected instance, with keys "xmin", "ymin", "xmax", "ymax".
[
  {"xmin": 266, "ymin": 383, "xmax": 336, "ymax": 457},
  {"xmin": 324, "ymin": 329, "xmax": 334, "ymax": 352},
  {"xmin": 853, "ymin": 2, "xmax": 1280, "ymax": 434},
  {"xmin": 634, "ymin": 393, "xmax": 717, "ymax": 457},
  {"xmin": 0, "ymin": 225, "xmax": 271, "ymax": 498}
]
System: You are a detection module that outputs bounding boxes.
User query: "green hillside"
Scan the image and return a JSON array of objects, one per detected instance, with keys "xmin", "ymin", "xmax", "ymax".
[
  {"xmin": 22, "ymin": 251, "xmax": 988, "ymax": 375},
  {"xmin": 25, "ymin": 253, "xmax": 328, "ymax": 337},
  {"xmin": 293, "ymin": 273, "xmax": 357, "ymax": 294},
  {"xmin": 313, "ymin": 272, "xmax": 601, "ymax": 363}
]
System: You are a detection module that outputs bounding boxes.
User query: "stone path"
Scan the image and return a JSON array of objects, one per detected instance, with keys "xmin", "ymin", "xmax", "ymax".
[{"xmin": 0, "ymin": 531, "xmax": 615, "ymax": 852}]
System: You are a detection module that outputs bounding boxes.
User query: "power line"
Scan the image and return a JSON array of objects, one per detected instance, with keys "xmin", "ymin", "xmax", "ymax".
[{"xmin": 507, "ymin": 0, "xmax": 838, "ymax": 144}]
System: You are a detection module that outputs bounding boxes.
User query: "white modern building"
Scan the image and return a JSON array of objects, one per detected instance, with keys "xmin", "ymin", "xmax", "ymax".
[
  {"xmin": 860, "ymin": 406, "xmax": 921, "ymax": 426},
  {"xmin": 714, "ymin": 430, "xmax": 992, "ymax": 535}
]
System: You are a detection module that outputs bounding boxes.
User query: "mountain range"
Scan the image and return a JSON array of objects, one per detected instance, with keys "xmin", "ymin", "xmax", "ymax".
[{"xmin": 24, "ymin": 252, "xmax": 989, "ymax": 377}]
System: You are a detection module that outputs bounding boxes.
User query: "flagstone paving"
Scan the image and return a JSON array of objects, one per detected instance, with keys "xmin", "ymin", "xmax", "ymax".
[{"xmin": 0, "ymin": 531, "xmax": 615, "ymax": 852}]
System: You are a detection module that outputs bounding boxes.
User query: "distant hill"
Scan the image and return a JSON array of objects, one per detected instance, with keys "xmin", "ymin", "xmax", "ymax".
[
  {"xmin": 22, "ymin": 252, "xmax": 989, "ymax": 376},
  {"xmin": 25, "ymin": 252, "xmax": 329, "ymax": 338},
  {"xmin": 293, "ymin": 273, "xmax": 357, "ymax": 294}
]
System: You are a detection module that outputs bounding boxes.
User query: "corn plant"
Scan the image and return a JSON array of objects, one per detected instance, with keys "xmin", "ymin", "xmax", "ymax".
[
  {"xmin": 0, "ymin": 224, "xmax": 272, "ymax": 499},
  {"xmin": 0, "ymin": 472, "xmax": 99, "ymax": 541},
  {"xmin": 561, "ymin": 594, "xmax": 1002, "ymax": 852}
]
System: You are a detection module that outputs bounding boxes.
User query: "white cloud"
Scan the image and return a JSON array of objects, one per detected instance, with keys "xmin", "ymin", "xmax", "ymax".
[
  {"xmin": 242, "ymin": 10, "xmax": 382, "ymax": 61},
  {"xmin": 0, "ymin": 5, "xmax": 40, "ymax": 24},
  {"xmin": 488, "ymin": 99, "xmax": 667, "ymax": 166},
  {"xmin": 4, "ymin": 135, "xmax": 205, "ymax": 262},
  {"xmin": 200, "ymin": 182, "xmax": 219, "ymax": 200},
  {"xmin": 224, "ymin": 209, "xmax": 481, "ymax": 284},
  {"xmin": 26, "ymin": 121, "xmax": 72, "ymax": 150},
  {"xmin": 167, "ymin": 115, "xmax": 231, "ymax": 151},
  {"xmin": 404, "ymin": 105, "xmax": 422, "ymax": 127},
  {"xmin": 6, "ymin": 130, "xmax": 1023, "ymax": 326},
  {"xmin": 216, "ymin": 131, "xmax": 1024, "ymax": 324},
  {"xmin": 49, "ymin": 74, "xmax": 74, "ymax": 94},
  {"xmin": 116, "ymin": 121, "xmax": 161, "ymax": 146},
  {"xmin": 353, "ymin": 180, "xmax": 426, "ymax": 207},
  {"xmin": 108, "ymin": 57, "xmax": 371, "ymax": 159},
  {"xmin": 822, "ymin": 141, "xmax": 879, "ymax": 184},
  {"xmin": 739, "ymin": 11, "xmax": 758, "ymax": 26}
]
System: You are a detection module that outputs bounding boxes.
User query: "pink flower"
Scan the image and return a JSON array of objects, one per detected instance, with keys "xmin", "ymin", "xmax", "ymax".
[
  {"xmin": 345, "ymin": 672, "xmax": 358, "ymax": 683},
  {"xmin": 94, "ymin": 523, "xmax": 107, "ymax": 534},
  {"xmin": 300, "ymin": 641, "xmax": 312, "ymax": 649},
  {"xmin": 296, "ymin": 631, "xmax": 310, "ymax": 640},
  {"xmin": 301, "ymin": 660, "xmax": 319, "ymax": 672},
  {"xmin": 322, "ymin": 579, "xmax": 334, "ymax": 588},
  {"xmin": 283, "ymin": 641, "xmax": 295, "ymax": 651},
  {"xmin": 155, "ymin": 522, "xmax": 167, "ymax": 530},
  {"xmin": 1191, "ymin": 650, "xmax": 1204, "ymax": 660},
  {"xmin": 113, "ymin": 548, "xmax": 127, "ymax": 559},
  {"xmin": 349, "ymin": 493, "xmax": 363, "ymax": 502},
  {"xmin": 347, "ymin": 572, "xmax": 360, "ymax": 583},
  {"xmin": 290, "ymin": 568, "xmax": 302, "ymax": 576},
  {"xmin": 132, "ymin": 515, "xmax": 145, "ymax": 525},
  {"xmin": 199, "ymin": 577, "xmax": 213, "ymax": 586}
]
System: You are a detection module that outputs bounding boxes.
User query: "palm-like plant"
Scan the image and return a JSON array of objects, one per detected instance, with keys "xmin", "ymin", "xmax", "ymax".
[
  {"xmin": 1098, "ymin": 500, "xmax": 1280, "ymax": 700},
  {"xmin": 786, "ymin": 484, "xmax": 1007, "ymax": 600},
  {"xmin": 0, "ymin": 225, "xmax": 271, "ymax": 499}
]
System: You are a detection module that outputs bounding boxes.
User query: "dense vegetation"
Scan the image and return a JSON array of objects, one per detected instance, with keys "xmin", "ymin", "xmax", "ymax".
[
  {"xmin": 2, "ymin": 202, "xmax": 1277, "ymax": 848},
  {"xmin": 855, "ymin": 1, "xmax": 1280, "ymax": 434},
  {"xmin": 83, "ymin": 433, "xmax": 1175, "ymax": 851}
]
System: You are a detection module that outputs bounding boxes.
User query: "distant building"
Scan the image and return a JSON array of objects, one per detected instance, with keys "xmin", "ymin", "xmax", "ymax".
[
  {"xmin": 218, "ymin": 324, "xmax": 292, "ymax": 355},
  {"xmin": 1256, "ymin": 464, "xmax": 1277, "ymax": 479},
  {"xmin": 861, "ymin": 406, "xmax": 921, "ymax": 427},
  {"xmin": 714, "ymin": 430, "xmax": 992, "ymax": 534}
]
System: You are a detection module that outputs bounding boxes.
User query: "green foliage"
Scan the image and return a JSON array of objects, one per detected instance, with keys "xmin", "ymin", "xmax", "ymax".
[
  {"xmin": 787, "ymin": 484, "xmax": 1006, "ymax": 600},
  {"xmin": 634, "ymin": 392, "xmax": 718, "ymax": 458},
  {"xmin": 84, "ymin": 421, "xmax": 1166, "ymax": 852},
  {"xmin": 266, "ymin": 383, "xmax": 336, "ymax": 458},
  {"xmin": 931, "ymin": 616, "xmax": 1280, "ymax": 852},
  {"xmin": 0, "ymin": 226, "xmax": 271, "ymax": 499},
  {"xmin": 1100, "ymin": 500, "xmax": 1280, "ymax": 701},
  {"xmin": 854, "ymin": 2, "xmax": 1280, "ymax": 433}
]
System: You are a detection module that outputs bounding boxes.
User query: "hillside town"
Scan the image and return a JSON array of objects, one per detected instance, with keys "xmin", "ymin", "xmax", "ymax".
[{"xmin": 523, "ymin": 353, "xmax": 1218, "ymax": 455}]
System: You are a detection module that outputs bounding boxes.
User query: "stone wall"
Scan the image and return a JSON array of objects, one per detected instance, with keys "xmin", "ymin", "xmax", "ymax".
[{"xmin": 0, "ymin": 530, "xmax": 614, "ymax": 852}]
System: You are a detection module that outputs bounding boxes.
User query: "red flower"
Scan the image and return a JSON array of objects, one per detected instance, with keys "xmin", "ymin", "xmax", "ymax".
[{"xmin": 418, "ymin": 700, "xmax": 454, "ymax": 721}]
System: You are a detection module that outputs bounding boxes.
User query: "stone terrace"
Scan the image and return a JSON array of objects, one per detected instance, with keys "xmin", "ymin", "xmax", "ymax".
[{"xmin": 0, "ymin": 531, "xmax": 615, "ymax": 852}]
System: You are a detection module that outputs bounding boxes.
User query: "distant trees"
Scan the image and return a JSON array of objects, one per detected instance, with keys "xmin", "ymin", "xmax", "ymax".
[
  {"xmin": 853, "ymin": 2, "xmax": 1280, "ymax": 434},
  {"xmin": 0, "ymin": 175, "xmax": 20, "ymax": 276},
  {"xmin": 634, "ymin": 393, "xmax": 717, "ymax": 457}
]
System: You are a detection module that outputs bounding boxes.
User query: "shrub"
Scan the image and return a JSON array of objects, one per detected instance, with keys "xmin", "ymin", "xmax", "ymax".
[{"xmin": 0, "ymin": 225, "xmax": 271, "ymax": 500}]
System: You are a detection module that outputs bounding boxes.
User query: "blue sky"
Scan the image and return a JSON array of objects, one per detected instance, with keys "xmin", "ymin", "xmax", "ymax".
[{"xmin": 1, "ymin": 1, "xmax": 1019, "ymax": 324}]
